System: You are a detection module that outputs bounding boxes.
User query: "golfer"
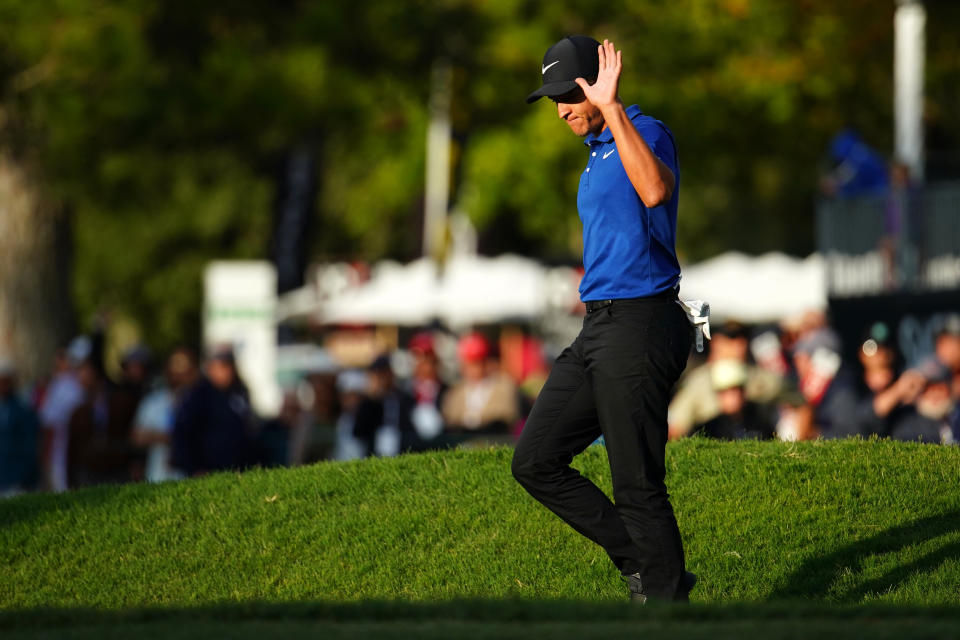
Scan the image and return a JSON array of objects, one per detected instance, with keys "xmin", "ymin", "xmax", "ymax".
[{"xmin": 512, "ymin": 36, "xmax": 695, "ymax": 602}]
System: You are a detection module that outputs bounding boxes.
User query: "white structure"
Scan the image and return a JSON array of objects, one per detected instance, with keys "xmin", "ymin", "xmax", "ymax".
[
  {"xmin": 679, "ymin": 252, "xmax": 827, "ymax": 323},
  {"xmin": 289, "ymin": 251, "xmax": 828, "ymax": 332},
  {"xmin": 319, "ymin": 258, "xmax": 440, "ymax": 326},
  {"xmin": 314, "ymin": 255, "xmax": 581, "ymax": 329},
  {"xmin": 203, "ymin": 261, "xmax": 281, "ymax": 416},
  {"xmin": 895, "ymin": 0, "xmax": 926, "ymax": 181}
]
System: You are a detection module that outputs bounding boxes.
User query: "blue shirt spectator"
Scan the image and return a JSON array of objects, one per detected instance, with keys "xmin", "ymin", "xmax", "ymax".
[
  {"xmin": 823, "ymin": 129, "xmax": 889, "ymax": 198},
  {"xmin": 172, "ymin": 349, "xmax": 254, "ymax": 476}
]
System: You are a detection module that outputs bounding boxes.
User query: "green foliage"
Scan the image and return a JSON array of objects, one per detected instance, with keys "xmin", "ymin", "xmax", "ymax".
[
  {"xmin": 1, "ymin": 1, "xmax": 959, "ymax": 350},
  {"xmin": 1, "ymin": 439, "xmax": 959, "ymax": 613}
]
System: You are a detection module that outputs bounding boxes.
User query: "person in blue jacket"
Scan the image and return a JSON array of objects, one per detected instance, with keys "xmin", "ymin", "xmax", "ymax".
[{"xmin": 173, "ymin": 347, "xmax": 255, "ymax": 476}]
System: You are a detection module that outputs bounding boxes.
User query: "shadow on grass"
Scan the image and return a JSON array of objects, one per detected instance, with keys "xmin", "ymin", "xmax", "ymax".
[
  {"xmin": 769, "ymin": 509, "xmax": 960, "ymax": 602},
  {"xmin": 3, "ymin": 598, "xmax": 960, "ymax": 631},
  {"xmin": 0, "ymin": 482, "xmax": 145, "ymax": 533}
]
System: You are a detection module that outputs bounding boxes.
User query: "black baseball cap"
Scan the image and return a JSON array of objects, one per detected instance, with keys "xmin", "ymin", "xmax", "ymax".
[{"xmin": 526, "ymin": 35, "xmax": 600, "ymax": 104}]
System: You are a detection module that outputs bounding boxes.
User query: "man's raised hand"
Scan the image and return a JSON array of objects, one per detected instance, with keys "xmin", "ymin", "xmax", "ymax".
[{"xmin": 575, "ymin": 39, "xmax": 622, "ymax": 109}]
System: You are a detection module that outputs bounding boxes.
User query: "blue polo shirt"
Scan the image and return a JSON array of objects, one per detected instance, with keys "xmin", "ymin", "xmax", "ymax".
[{"xmin": 578, "ymin": 104, "xmax": 681, "ymax": 301}]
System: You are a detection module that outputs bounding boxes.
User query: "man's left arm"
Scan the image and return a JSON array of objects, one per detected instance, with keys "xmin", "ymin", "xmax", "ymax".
[{"xmin": 575, "ymin": 39, "xmax": 675, "ymax": 208}]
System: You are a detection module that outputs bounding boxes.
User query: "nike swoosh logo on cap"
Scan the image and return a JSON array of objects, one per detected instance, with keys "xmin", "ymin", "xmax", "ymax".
[{"xmin": 542, "ymin": 60, "xmax": 560, "ymax": 74}]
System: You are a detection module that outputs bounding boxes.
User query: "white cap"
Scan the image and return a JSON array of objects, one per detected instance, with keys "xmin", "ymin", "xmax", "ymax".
[{"xmin": 710, "ymin": 359, "xmax": 748, "ymax": 391}]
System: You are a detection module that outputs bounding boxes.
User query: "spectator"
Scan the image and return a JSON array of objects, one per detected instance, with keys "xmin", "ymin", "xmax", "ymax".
[
  {"xmin": 130, "ymin": 347, "xmax": 198, "ymax": 483},
  {"xmin": 853, "ymin": 323, "xmax": 923, "ymax": 437},
  {"xmin": 172, "ymin": 346, "xmax": 256, "ymax": 476},
  {"xmin": 288, "ymin": 349, "xmax": 339, "ymax": 465},
  {"xmin": 0, "ymin": 357, "xmax": 39, "ymax": 496},
  {"xmin": 67, "ymin": 357, "xmax": 131, "ymax": 487},
  {"xmin": 669, "ymin": 322, "xmax": 782, "ymax": 440},
  {"xmin": 333, "ymin": 369, "xmax": 368, "ymax": 461},
  {"xmin": 112, "ymin": 346, "xmax": 151, "ymax": 425},
  {"xmin": 442, "ymin": 333, "xmax": 519, "ymax": 435},
  {"xmin": 39, "ymin": 336, "xmax": 88, "ymax": 492},
  {"xmin": 749, "ymin": 329, "xmax": 791, "ymax": 379},
  {"xmin": 820, "ymin": 129, "xmax": 889, "ymax": 198},
  {"xmin": 352, "ymin": 355, "xmax": 417, "ymax": 457},
  {"xmin": 68, "ymin": 344, "xmax": 159, "ymax": 488},
  {"xmin": 406, "ymin": 331, "xmax": 446, "ymax": 443},
  {"xmin": 257, "ymin": 391, "xmax": 299, "ymax": 467},
  {"xmin": 692, "ymin": 360, "xmax": 777, "ymax": 441},
  {"xmin": 934, "ymin": 314, "xmax": 960, "ymax": 399},
  {"xmin": 882, "ymin": 162, "xmax": 922, "ymax": 289},
  {"xmin": 888, "ymin": 358, "xmax": 958, "ymax": 444},
  {"xmin": 107, "ymin": 345, "xmax": 152, "ymax": 480},
  {"xmin": 791, "ymin": 328, "xmax": 860, "ymax": 439}
]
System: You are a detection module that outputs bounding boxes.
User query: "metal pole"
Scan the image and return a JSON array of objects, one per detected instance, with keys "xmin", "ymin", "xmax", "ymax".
[
  {"xmin": 894, "ymin": 0, "xmax": 926, "ymax": 182},
  {"xmin": 423, "ymin": 59, "xmax": 452, "ymax": 259}
]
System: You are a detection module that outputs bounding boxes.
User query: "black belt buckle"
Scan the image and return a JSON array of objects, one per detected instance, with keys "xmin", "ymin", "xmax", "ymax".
[{"xmin": 585, "ymin": 299, "xmax": 614, "ymax": 313}]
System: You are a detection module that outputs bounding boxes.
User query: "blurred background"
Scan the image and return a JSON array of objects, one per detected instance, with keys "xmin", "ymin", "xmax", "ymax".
[{"xmin": 1, "ymin": 1, "xmax": 959, "ymax": 494}]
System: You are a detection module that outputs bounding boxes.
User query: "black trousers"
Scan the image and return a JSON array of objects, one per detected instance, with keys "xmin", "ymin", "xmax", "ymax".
[{"xmin": 512, "ymin": 294, "xmax": 692, "ymax": 600}]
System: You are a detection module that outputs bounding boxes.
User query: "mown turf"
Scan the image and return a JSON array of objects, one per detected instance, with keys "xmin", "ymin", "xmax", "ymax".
[{"xmin": 1, "ymin": 439, "xmax": 959, "ymax": 621}]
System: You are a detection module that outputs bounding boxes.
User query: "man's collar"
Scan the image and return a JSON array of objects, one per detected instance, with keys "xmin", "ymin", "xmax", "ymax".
[{"xmin": 584, "ymin": 104, "xmax": 643, "ymax": 146}]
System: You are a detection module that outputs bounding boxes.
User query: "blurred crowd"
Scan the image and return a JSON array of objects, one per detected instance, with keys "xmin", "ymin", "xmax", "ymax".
[
  {"xmin": 2, "ymin": 310, "xmax": 959, "ymax": 497},
  {"xmin": 669, "ymin": 311, "xmax": 960, "ymax": 446},
  {"xmin": 0, "ymin": 328, "xmax": 537, "ymax": 496}
]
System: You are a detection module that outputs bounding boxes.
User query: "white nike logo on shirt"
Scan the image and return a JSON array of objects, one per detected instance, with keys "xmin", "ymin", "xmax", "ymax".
[
  {"xmin": 542, "ymin": 61, "xmax": 560, "ymax": 74},
  {"xmin": 603, "ymin": 149, "xmax": 616, "ymax": 159}
]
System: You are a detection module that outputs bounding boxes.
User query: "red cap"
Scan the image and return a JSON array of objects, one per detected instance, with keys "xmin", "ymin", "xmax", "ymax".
[
  {"xmin": 408, "ymin": 331, "xmax": 435, "ymax": 356},
  {"xmin": 458, "ymin": 332, "xmax": 490, "ymax": 362}
]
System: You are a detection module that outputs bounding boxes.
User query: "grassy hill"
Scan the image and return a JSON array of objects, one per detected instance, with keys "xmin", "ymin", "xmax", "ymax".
[{"xmin": 2, "ymin": 439, "xmax": 959, "ymax": 637}]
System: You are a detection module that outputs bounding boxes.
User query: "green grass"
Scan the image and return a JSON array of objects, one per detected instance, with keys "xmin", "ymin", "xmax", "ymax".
[{"xmin": 2, "ymin": 439, "xmax": 959, "ymax": 636}]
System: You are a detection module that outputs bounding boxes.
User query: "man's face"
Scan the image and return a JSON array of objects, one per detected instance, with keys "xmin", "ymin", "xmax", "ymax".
[
  {"xmin": 122, "ymin": 360, "xmax": 147, "ymax": 386},
  {"xmin": 462, "ymin": 359, "xmax": 486, "ymax": 383},
  {"xmin": 413, "ymin": 352, "xmax": 438, "ymax": 381},
  {"xmin": 717, "ymin": 386, "xmax": 746, "ymax": 416},
  {"xmin": 864, "ymin": 366, "xmax": 894, "ymax": 393},
  {"xmin": 551, "ymin": 88, "xmax": 603, "ymax": 137},
  {"xmin": 710, "ymin": 334, "xmax": 749, "ymax": 363},
  {"xmin": 206, "ymin": 359, "xmax": 235, "ymax": 390},
  {"xmin": 367, "ymin": 369, "xmax": 393, "ymax": 397},
  {"xmin": 935, "ymin": 334, "xmax": 960, "ymax": 370}
]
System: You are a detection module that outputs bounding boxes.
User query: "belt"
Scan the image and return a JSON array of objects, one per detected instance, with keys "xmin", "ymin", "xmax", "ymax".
[{"xmin": 584, "ymin": 288, "xmax": 679, "ymax": 313}]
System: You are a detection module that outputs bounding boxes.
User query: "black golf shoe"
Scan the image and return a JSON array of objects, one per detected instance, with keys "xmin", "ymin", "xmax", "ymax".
[{"xmin": 622, "ymin": 571, "xmax": 697, "ymax": 603}]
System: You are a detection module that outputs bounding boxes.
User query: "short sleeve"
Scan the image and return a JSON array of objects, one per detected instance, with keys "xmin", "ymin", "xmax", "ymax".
[{"xmin": 642, "ymin": 123, "xmax": 677, "ymax": 174}]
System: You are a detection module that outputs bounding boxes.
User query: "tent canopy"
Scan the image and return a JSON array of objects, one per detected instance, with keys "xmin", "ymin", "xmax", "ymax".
[
  {"xmin": 310, "ymin": 251, "xmax": 826, "ymax": 327},
  {"xmin": 679, "ymin": 251, "xmax": 826, "ymax": 323}
]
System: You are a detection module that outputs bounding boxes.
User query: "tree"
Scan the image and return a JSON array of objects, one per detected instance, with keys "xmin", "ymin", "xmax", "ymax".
[{"xmin": 1, "ymin": 0, "xmax": 958, "ymax": 378}]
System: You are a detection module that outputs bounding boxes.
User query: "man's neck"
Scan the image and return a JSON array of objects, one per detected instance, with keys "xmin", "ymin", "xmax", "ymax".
[{"xmin": 586, "ymin": 113, "xmax": 608, "ymax": 138}]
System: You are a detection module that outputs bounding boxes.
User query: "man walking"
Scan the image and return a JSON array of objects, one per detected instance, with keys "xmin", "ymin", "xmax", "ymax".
[{"xmin": 512, "ymin": 36, "xmax": 694, "ymax": 602}]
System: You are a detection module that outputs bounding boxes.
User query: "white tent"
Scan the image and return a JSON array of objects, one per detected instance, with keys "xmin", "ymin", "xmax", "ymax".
[
  {"xmin": 679, "ymin": 251, "xmax": 826, "ymax": 323},
  {"xmin": 439, "ymin": 254, "xmax": 548, "ymax": 327},
  {"xmin": 317, "ymin": 254, "xmax": 555, "ymax": 327},
  {"xmin": 319, "ymin": 258, "xmax": 440, "ymax": 325},
  {"xmin": 313, "ymin": 251, "xmax": 826, "ymax": 327}
]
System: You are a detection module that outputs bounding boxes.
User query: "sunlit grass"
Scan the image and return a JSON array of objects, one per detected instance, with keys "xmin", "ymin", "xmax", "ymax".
[{"xmin": 1, "ymin": 439, "xmax": 958, "ymax": 636}]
